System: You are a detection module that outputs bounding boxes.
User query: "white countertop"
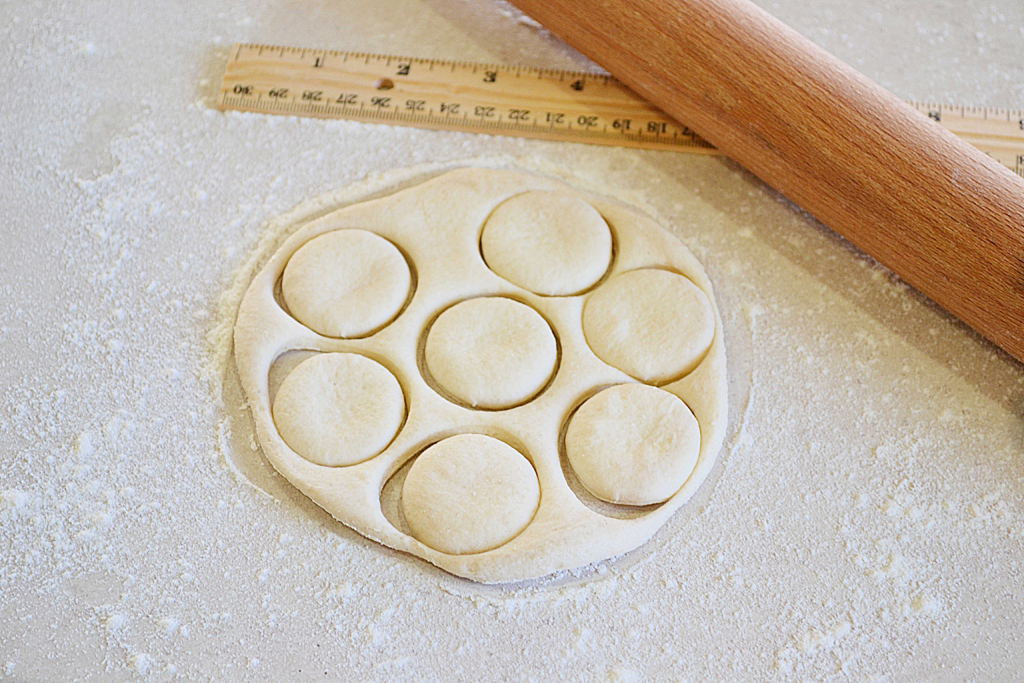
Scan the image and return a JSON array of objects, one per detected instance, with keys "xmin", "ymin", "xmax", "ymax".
[{"xmin": 1, "ymin": 1, "xmax": 1021, "ymax": 681}]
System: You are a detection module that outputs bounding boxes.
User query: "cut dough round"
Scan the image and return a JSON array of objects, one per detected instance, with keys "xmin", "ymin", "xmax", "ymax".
[
  {"xmin": 582, "ymin": 269, "xmax": 715, "ymax": 384},
  {"xmin": 402, "ymin": 434, "xmax": 540, "ymax": 555},
  {"xmin": 234, "ymin": 168, "xmax": 729, "ymax": 582},
  {"xmin": 273, "ymin": 353, "xmax": 405, "ymax": 467},
  {"xmin": 282, "ymin": 229, "xmax": 411, "ymax": 338},
  {"xmin": 425, "ymin": 297, "xmax": 557, "ymax": 409},
  {"xmin": 481, "ymin": 191, "xmax": 612, "ymax": 296},
  {"xmin": 565, "ymin": 384, "xmax": 700, "ymax": 506}
]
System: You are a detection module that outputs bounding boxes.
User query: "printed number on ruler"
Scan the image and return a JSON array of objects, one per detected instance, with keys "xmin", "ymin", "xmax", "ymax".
[
  {"xmin": 218, "ymin": 43, "xmax": 1024, "ymax": 173},
  {"xmin": 218, "ymin": 44, "xmax": 714, "ymax": 152}
]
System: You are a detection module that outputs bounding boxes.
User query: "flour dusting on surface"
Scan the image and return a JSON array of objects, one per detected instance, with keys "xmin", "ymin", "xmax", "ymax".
[{"xmin": 1, "ymin": 0, "xmax": 1023, "ymax": 680}]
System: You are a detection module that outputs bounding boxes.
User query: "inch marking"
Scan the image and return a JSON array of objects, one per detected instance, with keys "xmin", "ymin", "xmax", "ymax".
[{"xmin": 219, "ymin": 44, "xmax": 1024, "ymax": 167}]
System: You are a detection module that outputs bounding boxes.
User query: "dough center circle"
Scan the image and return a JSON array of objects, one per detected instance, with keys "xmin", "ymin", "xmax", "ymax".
[
  {"xmin": 424, "ymin": 297, "xmax": 558, "ymax": 409},
  {"xmin": 582, "ymin": 269, "xmax": 715, "ymax": 384},
  {"xmin": 401, "ymin": 434, "xmax": 540, "ymax": 555},
  {"xmin": 272, "ymin": 353, "xmax": 406, "ymax": 467},
  {"xmin": 565, "ymin": 383, "xmax": 701, "ymax": 506},
  {"xmin": 282, "ymin": 229, "xmax": 411, "ymax": 338},
  {"xmin": 481, "ymin": 191, "xmax": 613, "ymax": 296}
]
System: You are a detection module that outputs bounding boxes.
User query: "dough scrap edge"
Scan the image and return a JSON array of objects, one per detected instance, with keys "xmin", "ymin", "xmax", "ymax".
[{"xmin": 232, "ymin": 166, "xmax": 728, "ymax": 583}]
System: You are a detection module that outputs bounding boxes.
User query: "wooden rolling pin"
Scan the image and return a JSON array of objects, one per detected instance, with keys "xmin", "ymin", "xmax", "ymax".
[{"xmin": 510, "ymin": 0, "xmax": 1024, "ymax": 362}]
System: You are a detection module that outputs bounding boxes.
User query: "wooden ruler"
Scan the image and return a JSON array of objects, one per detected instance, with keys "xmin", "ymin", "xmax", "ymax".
[{"xmin": 218, "ymin": 43, "xmax": 1024, "ymax": 175}]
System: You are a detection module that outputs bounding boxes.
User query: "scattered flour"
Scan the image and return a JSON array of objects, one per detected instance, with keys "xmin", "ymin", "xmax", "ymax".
[{"xmin": 1, "ymin": 0, "xmax": 1022, "ymax": 681}]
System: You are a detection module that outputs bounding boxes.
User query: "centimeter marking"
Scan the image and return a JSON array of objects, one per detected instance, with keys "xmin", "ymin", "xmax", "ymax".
[{"xmin": 218, "ymin": 43, "xmax": 1024, "ymax": 176}]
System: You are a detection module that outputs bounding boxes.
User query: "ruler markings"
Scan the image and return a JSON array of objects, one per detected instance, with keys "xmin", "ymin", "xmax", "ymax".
[{"xmin": 219, "ymin": 43, "xmax": 1024, "ymax": 169}]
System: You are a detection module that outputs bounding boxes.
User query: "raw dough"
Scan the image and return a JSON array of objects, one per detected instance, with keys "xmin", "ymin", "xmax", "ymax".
[
  {"xmin": 272, "ymin": 353, "xmax": 405, "ymax": 467},
  {"xmin": 282, "ymin": 229, "xmax": 411, "ymax": 338},
  {"xmin": 401, "ymin": 434, "xmax": 540, "ymax": 555},
  {"xmin": 233, "ymin": 168, "xmax": 728, "ymax": 583},
  {"xmin": 481, "ymin": 191, "xmax": 612, "ymax": 295},
  {"xmin": 565, "ymin": 384, "xmax": 701, "ymax": 505},
  {"xmin": 582, "ymin": 268, "xmax": 715, "ymax": 384},
  {"xmin": 424, "ymin": 297, "xmax": 557, "ymax": 409}
]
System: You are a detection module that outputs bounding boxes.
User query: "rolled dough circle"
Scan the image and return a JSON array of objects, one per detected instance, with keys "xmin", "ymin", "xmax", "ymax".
[
  {"xmin": 481, "ymin": 191, "xmax": 612, "ymax": 296},
  {"xmin": 565, "ymin": 383, "xmax": 700, "ymax": 506},
  {"xmin": 272, "ymin": 353, "xmax": 405, "ymax": 467},
  {"xmin": 582, "ymin": 269, "xmax": 715, "ymax": 384},
  {"xmin": 235, "ymin": 168, "xmax": 729, "ymax": 582},
  {"xmin": 282, "ymin": 229, "xmax": 411, "ymax": 338},
  {"xmin": 402, "ymin": 434, "xmax": 540, "ymax": 555},
  {"xmin": 424, "ymin": 297, "xmax": 557, "ymax": 409}
]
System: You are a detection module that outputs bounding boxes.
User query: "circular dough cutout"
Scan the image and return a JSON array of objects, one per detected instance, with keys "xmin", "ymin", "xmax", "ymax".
[
  {"xmin": 282, "ymin": 229, "xmax": 411, "ymax": 338},
  {"xmin": 481, "ymin": 191, "xmax": 612, "ymax": 296},
  {"xmin": 583, "ymin": 269, "xmax": 714, "ymax": 383},
  {"xmin": 402, "ymin": 434, "xmax": 540, "ymax": 555},
  {"xmin": 565, "ymin": 384, "xmax": 700, "ymax": 506},
  {"xmin": 425, "ymin": 297, "xmax": 557, "ymax": 409},
  {"xmin": 273, "ymin": 353, "xmax": 405, "ymax": 467}
]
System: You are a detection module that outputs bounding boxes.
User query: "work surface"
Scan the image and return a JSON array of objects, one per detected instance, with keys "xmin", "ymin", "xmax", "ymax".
[{"xmin": 1, "ymin": 0, "xmax": 1022, "ymax": 681}]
